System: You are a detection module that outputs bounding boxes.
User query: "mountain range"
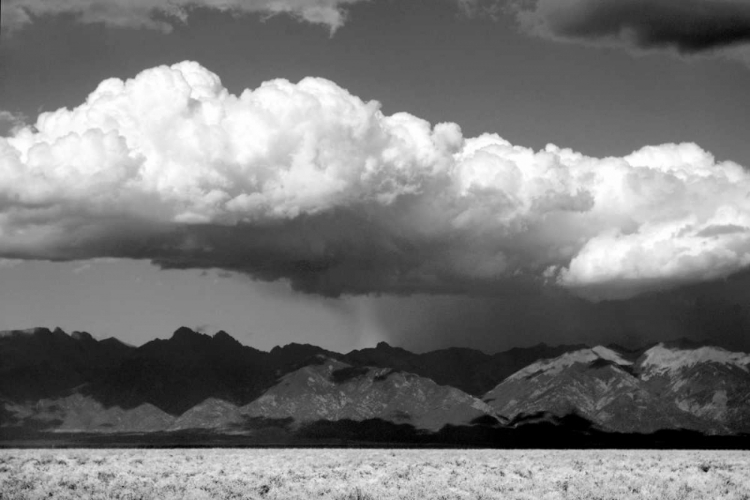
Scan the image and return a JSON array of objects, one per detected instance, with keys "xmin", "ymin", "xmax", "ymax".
[{"xmin": 2, "ymin": 326, "xmax": 749, "ymax": 445}]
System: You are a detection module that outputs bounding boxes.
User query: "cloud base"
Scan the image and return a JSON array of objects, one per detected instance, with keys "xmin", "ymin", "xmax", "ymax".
[{"xmin": 506, "ymin": 0, "xmax": 750, "ymax": 61}]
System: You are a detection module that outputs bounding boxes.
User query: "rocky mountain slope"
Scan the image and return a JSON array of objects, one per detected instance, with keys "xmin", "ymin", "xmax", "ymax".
[
  {"xmin": 484, "ymin": 343, "xmax": 750, "ymax": 434},
  {"xmin": 2, "ymin": 326, "xmax": 750, "ymax": 438},
  {"xmin": 638, "ymin": 343, "xmax": 750, "ymax": 433},
  {"xmin": 243, "ymin": 358, "xmax": 493, "ymax": 431}
]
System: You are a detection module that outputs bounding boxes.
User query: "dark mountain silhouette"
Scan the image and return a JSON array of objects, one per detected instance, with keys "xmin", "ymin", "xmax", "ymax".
[
  {"xmin": 0, "ymin": 326, "xmax": 585, "ymax": 415},
  {"xmin": 0, "ymin": 327, "xmax": 134, "ymax": 401},
  {"xmin": 3, "ymin": 326, "xmax": 750, "ymax": 446},
  {"xmin": 85, "ymin": 328, "xmax": 340, "ymax": 415}
]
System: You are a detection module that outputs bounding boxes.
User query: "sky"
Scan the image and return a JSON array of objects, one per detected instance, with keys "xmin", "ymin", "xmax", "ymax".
[{"xmin": 1, "ymin": 0, "xmax": 750, "ymax": 353}]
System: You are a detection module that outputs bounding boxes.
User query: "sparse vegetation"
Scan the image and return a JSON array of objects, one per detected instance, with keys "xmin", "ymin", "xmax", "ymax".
[{"xmin": 1, "ymin": 448, "xmax": 749, "ymax": 499}]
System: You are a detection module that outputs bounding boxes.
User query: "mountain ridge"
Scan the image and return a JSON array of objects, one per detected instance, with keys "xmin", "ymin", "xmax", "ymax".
[
  {"xmin": 485, "ymin": 342, "xmax": 750, "ymax": 434},
  {"xmin": 2, "ymin": 326, "xmax": 748, "ymax": 441}
]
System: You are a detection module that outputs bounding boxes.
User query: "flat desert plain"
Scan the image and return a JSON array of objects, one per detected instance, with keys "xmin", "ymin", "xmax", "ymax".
[{"xmin": 1, "ymin": 448, "xmax": 749, "ymax": 499}]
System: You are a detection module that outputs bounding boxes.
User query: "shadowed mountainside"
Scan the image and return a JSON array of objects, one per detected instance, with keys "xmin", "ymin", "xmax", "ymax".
[
  {"xmin": 3, "ymin": 326, "xmax": 750, "ymax": 444},
  {"xmin": 0, "ymin": 327, "xmax": 579, "ymax": 414},
  {"xmin": 0, "ymin": 328, "xmax": 134, "ymax": 401},
  {"xmin": 344, "ymin": 341, "xmax": 587, "ymax": 396}
]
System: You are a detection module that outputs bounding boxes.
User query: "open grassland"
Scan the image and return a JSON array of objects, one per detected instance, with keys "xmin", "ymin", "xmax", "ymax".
[{"xmin": 1, "ymin": 448, "xmax": 749, "ymax": 500}]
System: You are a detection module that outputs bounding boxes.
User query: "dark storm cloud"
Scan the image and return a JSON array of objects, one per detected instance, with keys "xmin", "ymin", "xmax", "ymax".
[
  {"xmin": 19, "ymin": 209, "xmax": 536, "ymax": 297},
  {"xmin": 509, "ymin": 0, "xmax": 750, "ymax": 57},
  {"xmin": 3, "ymin": 62, "xmax": 750, "ymax": 300}
]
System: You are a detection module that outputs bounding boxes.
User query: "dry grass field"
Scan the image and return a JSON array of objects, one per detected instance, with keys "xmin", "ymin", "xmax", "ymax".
[{"xmin": 1, "ymin": 448, "xmax": 749, "ymax": 500}]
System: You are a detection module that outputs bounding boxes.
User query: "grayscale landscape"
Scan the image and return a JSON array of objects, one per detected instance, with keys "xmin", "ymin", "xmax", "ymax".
[{"xmin": 2, "ymin": 0, "xmax": 750, "ymax": 498}]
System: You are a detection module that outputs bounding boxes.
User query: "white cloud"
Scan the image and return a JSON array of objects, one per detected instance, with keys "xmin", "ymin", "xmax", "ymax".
[
  {"xmin": 1, "ymin": 61, "xmax": 749, "ymax": 299},
  {"xmin": 1, "ymin": 0, "xmax": 368, "ymax": 34}
]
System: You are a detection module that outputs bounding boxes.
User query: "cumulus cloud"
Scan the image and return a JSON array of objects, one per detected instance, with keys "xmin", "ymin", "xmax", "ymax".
[
  {"xmin": 502, "ymin": 0, "xmax": 750, "ymax": 60},
  {"xmin": 1, "ymin": 61, "xmax": 750, "ymax": 299},
  {"xmin": 1, "ymin": 0, "xmax": 367, "ymax": 35}
]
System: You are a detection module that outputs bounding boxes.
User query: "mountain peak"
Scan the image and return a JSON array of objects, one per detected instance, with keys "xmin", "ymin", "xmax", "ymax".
[
  {"xmin": 171, "ymin": 326, "xmax": 202, "ymax": 340},
  {"xmin": 508, "ymin": 346, "xmax": 631, "ymax": 381},
  {"xmin": 0, "ymin": 327, "xmax": 76, "ymax": 340},
  {"xmin": 213, "ymin": 330, "xmax": 241, "ymax": 346},
  {"xmin": 272, "ymin": 342, "xmax": 324, "ymax": 352},
  {"xmin": 372, "ymin": 341, "xmax": 410, "ymax": 353},
  {"xmin": 590, "ymin": 345, "xmax": 632, "ymax": 365},
  {"xmin": 72, "ymin": 331, "xmax": 95, "ymax": 343},
  {"xmin": 640, "ymin": 343, "xmax": 750, "ymax": 379},
  {"xmin": 100, "ymin": 337, "xmax": 134, "ymax": 348}
]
